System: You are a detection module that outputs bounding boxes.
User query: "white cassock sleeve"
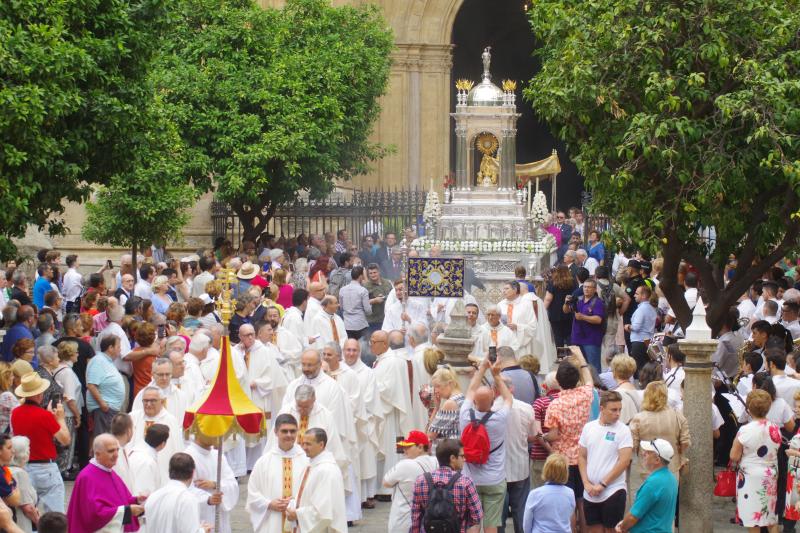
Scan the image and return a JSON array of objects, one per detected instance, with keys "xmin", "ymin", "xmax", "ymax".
[{"xmin": 245, "ymin": 459, "xmax": 273, "ymax": 533}]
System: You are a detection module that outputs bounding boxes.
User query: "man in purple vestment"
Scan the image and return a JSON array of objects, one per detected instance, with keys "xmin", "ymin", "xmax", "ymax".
[{"xmin": 67, "ymin": 434, "xmax": 146, "ymax": 532}]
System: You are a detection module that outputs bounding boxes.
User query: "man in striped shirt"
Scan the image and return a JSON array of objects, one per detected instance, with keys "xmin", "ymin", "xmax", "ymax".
[{"xmin": 411, "ymin": 439, "xmax": 483, "ymax": 533}]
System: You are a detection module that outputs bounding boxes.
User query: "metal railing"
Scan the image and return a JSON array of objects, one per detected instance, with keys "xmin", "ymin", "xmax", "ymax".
[{"xmin": 211, "ymin": 188, "xmax": 427, "ymax": 246}]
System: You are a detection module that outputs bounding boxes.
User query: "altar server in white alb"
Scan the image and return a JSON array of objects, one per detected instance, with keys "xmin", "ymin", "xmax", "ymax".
[
  {"xmin": 344, "ymin": 338, "xmax": 382, "ymax": 508},
  {"xmin": 474, "ymin": 305, "xmax": 519, "ymax": 358},
  {"xmin": 370, "ymin": 330, "xmax": 415, "ymax": 496},
  {"xmin": 282, "ymin": 289, "xmax": 311, "ymax": 348},
  {"xmin": 130, "ymin": 386, "xmax": 184, "ymax": 481},
  {"xmin": 126, "ymin": 423, "xmax": 170, "ymax": 501},
  {"xmin": 143, "ymin": 453, "xmax": 212, "ymax": 533},
  {"xmin": 232, "ymin": 323, "xmax": 288, "ymax": 471},
  {"xmin": 382, "ymin": 281, "xmax": 430, "ymax": 331},
  {"xmin": 286, "ymin": 428, "xmax": 348, "ymax": 533},
  {"xmin": 497, "ymin": 280, "xmax": 537, "ymax": 355},
  {"xmin": 184, "ymin": 434, "xmax": 239, "ymax": 533},
  {"xmin": 310, "ymin": 296, "xmax": 347, "ymax": 350},
  {"xmin": 246, "ymin": 414, "xmax": 310, "ymax": 533}
]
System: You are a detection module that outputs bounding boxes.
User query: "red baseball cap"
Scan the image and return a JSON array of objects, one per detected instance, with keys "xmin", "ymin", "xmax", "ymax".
[{"xmin": 398, "ymin": 430, "xmax": 430, "ymax": 447}]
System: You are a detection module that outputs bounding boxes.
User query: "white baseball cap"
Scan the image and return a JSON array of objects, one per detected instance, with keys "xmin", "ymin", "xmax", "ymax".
[{"xmin": 640, "ymin": 438, "xmax": 674, "ymax": 462}]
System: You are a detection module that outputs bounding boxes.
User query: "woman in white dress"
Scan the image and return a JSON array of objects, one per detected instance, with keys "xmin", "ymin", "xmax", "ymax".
[{"xmin": 730, "ymin": 389, "xmax": 781, "ymax": 532}]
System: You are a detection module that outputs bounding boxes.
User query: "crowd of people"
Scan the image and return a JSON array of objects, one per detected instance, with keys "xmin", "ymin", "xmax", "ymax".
[{"xmin": 0, "ymin": 211, "xmax": 799, "ymax": 532}]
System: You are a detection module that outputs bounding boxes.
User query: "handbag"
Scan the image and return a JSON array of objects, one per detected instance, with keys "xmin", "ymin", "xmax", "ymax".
[{"xmin": 713, "ymin": 464, "xmax": 737, "ymax": 497}]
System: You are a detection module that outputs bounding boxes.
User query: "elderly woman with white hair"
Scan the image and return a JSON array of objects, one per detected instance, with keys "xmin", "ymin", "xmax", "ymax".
[
  {"xmin": 150, "ymin": 275, "xmax": 172, "ymax": 315},
  {"xmin": 530, "ymin": 371, "xmax": 561, "ymax": 489},
  {"xmin": 34, "ymin": 345, "xmax": 64, "ymax": 410},
  {"xmin": 9, "ymin": 435, "xmax": 38, "ymax": 532}
]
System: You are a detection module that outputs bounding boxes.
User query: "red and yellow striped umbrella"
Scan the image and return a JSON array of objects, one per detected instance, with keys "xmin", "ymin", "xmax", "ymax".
[{"xmin": 183, "ymin": 336, "xmax": 266, "ymax": 438}]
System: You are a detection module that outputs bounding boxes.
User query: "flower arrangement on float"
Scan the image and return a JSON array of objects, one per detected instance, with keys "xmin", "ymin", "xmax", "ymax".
[{"xmin": 411, "ymin": 234, "xmax": 556, "ymax": 255}]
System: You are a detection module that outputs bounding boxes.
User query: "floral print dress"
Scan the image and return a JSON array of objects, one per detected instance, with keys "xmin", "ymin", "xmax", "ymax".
[{"xmin": 736, "ymin": 419, "xmax": 781, "ymax": 527}]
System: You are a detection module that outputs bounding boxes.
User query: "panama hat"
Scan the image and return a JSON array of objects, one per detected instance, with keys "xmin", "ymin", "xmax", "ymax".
[
  {"xmin": 15, "ymin": 372, "xmax": 50, "ymax": 398},
  {"xmin": 238, "ymin": 261, "xmax": 259, "ymax": 280}
]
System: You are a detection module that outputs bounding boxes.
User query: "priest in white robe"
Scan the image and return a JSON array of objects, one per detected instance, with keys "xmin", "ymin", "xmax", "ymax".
[
  {"xmin": 382, "ymin": 281, "xmax": 431, "ymax": 331},
  {"xmin": 286, "ymin": 428, "xmax": 348, "ymax": 533},
  {"xmin": 370, "ymin": 330, "xmax": 415, "ymax": 496},
  {"xmin": 185, "ymin": 333, "xmax": 211, "ymax": 394},
  {"xmin": 266, "ymin": 305, "xmax": 304, "ymax": 377},
  {"xmin": 310, "ymin": 296, "xmax": 347, "ymax": 350},
  {"xmin": 497, "ymin": 281, "xmax": 537, "ymax": 359},
  {"xmin": 127, "ymin": 423, "xmax": 169, "ymax": 501},
  {"xmin": 246, "ymin": 413, "xmax": 310, "ymax": 533},
  {"xmin": 143, "ymin": 452, "xmax": 211, "ymax": 533},
  {"xmin": 282, "ymin": 291, "xmax": 311, "ymax": 348},
  {"xmin": 302, "ymin": 282, "xmax": 325, "ymax": 335},
  {"xmin": 130, "ymin": 386, "xmax": 185, "ymax": 483},
  {"xmin": 322, "ymin": 342, "xmax": 364, "ymax": 522},
  {"xmin": 408, "ymin": 324, "xmax": 433, "ymax": 391},
  {"xmin": 131, "ymin": 357, "xmax": 191, "ymax": 423},
  {"xmin": 344, "ymin": 339, "xmax": 382, "ymax": 506},
  {"xmin": 169, "ymin": 349, "xmax": 200, "ymax": 406},
  {"xmin": 521, "ymin": 290, "xmax": 557, "ymax": 372},
  {"xmin": 473, "ymin": 305, "xmax": 520, "ymax": 358},
  {"xmin": 281, "ymin": 349, "xmax": 358, "ymax": 451},
  {"xmin": 111, "ymin": 413, "xmax": 136, "ymax": 492},
  {"xmin": 185, "ymin": 435, "xmax": 239, "ymax": 533},
  {"xmin": 232, "ymin": 323, "xmax": 289, "ymax": 470}
]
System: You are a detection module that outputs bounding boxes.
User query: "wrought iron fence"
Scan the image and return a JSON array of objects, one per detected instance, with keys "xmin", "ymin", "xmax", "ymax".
[{"xmin": 211, "ymin": 188, "xmax": 427, "ymax": 246}]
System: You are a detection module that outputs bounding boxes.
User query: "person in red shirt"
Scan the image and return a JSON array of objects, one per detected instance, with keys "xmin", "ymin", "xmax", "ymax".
[{"xmin": 10, "ymin": 373, "xmax": 70, "ymax": 513}]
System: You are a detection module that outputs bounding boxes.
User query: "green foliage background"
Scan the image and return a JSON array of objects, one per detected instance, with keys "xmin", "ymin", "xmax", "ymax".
[
  {"xmin": 0, "ymin": 0, "xmax": 173, "ymax": 258},
  {"xmin": 526, "ymin": 0, "xmax": 800, "ymax": 328}
]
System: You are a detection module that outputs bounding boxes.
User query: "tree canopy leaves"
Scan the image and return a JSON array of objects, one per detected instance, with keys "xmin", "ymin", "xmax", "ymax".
[
  {"xmin": 0, "ymin": 0, "xmax": 173, "ymax": 259},
  {"xmin": 154, "ymin": 0, "xmax": 394, "ymax": 241},
  {"xmin": 525, "ymin": 0, "xmax": 800, "ymax": 329}
]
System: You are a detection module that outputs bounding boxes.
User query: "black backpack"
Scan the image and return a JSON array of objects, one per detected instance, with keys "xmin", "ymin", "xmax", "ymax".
[{"xmin": 423, "ymin": 472, "xmax": 462, "ymax": 533}]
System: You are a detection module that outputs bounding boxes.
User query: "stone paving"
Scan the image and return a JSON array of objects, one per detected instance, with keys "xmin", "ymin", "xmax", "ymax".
[{"xmin": 65, "ymin": 477, "xmax": 751, "ymax": 532}]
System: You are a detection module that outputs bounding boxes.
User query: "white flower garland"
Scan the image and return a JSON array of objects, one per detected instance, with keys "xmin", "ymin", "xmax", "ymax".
[{"xmin": 411, "ymin": 234, "xmax": 557, "ymax": 255}]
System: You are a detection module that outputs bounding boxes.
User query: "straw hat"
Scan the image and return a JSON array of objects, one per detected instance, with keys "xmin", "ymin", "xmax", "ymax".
[
  {"xmin": 10, "ymin": 359, "xmax": 33, "ymax": 379},
  {"xmin": 238, "ymin": 261, "xmax": 259, "ymax": 280},
  {"xmin": 15, "ymin": 372, "xmax": 50, "ymax": 398}
]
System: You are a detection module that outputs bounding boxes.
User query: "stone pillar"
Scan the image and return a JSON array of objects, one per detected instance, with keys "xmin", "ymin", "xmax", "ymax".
[
  {"xmin": 677, "ymin": 296, "xmax": 717, "ymax": 532},
  {"xmin": 455, "ymin": 123, "xmax": 468, "ymax": 190},
  {"xmin": 407, "ymin": 62, "xmax": 421, "ymax": 189}
]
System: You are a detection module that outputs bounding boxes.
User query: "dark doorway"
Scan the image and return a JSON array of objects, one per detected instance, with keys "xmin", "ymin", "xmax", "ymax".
[{"xmin": 450, "ymin": 0, "xmax": 584, "ymax": 210}]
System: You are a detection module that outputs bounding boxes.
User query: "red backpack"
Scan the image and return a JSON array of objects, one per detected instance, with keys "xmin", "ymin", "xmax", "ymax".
[{"xmin": 461, "ymin": 408, "xmax": 502, "ymax": 464}]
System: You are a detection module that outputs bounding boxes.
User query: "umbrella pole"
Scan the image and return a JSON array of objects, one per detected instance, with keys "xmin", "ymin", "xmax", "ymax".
[{"xmin": 215, "ymin": 436, "xmax": 223, "ymax": 532}]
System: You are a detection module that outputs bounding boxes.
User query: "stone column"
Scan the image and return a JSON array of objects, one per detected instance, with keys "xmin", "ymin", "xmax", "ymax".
[
  {"xmin": 677, "ymin": 296, "xmax": 717, "ymax": 532},
  {"xmin": 455, "ymin": 123, "xmax": 468, "ymax": 190},
  {"xmin": 501, "ymin": 127, "xmax": 516, "ymax": 191},
  {"xmin": 407, "ymin": 61, "xmax": 421, "ymax": 189}
]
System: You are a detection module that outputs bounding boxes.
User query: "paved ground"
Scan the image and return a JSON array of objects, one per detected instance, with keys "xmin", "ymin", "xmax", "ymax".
[{"xmin": 67, "ymin": 475, "xmax": 751, "ymax": 532}]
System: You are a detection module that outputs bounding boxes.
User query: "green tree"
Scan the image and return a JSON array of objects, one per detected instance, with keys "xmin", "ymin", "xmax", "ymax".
[
  {"xmin": 154, "ymin": 0, "xmax": 394, "ymax": 242},
  {"xmin": 525, "ymin": 0, "xmax": 800, "ymax": 331},
  {"xmin": 82, "ymin": 97, "xmax": 199, "ymax": 260},
  {"xmin": 0, "ymin": 0, "xmax": 173, "ymax": 259}
]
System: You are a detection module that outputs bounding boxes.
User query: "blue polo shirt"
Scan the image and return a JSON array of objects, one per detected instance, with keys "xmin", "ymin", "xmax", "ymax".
[
  {"xmin": 0, "ymin": 323, "xmax": 33, "ymax": 362},
  {"xmin": 32, "ymin": 276, "xmax": 52, "ymax": 310},
  {"xmin": 630, "ymin": 466, "xmax": 678, "ymax": 533},
  {"xmin": 85, "ymin": 352, "xmax": 125, "ymax": 412}
]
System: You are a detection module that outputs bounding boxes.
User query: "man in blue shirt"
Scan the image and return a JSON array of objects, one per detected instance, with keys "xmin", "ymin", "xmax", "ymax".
[
  {"xmin": 86, "ymin": 335, "xmax": 126, "ymax": 438},
  {"xmin": 0, "ymin": 305, "xmax": 35, "ymax": 362},
  {"xmin": 615, "ymin": 438, "xmax": 678, "ymax": 533},
  {"xmin": 32, "ymin": 263, "xmax": 53, "ymax": 310}
]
